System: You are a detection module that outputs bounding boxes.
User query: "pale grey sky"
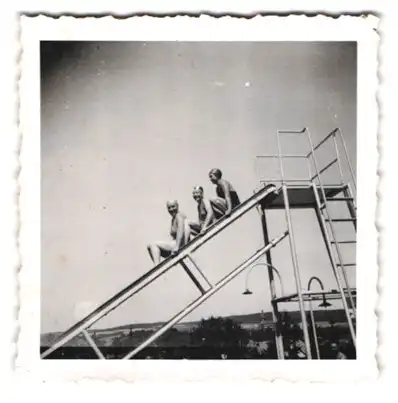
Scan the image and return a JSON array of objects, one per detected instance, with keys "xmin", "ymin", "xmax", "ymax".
[{"xmin": 41, "ymin": 42, "xmax": 357, "ymax": 333}]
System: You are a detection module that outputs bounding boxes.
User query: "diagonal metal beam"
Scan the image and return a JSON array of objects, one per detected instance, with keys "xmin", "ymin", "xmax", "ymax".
[
  {"xmin": 186, "ymin": 254, "xmax": 213, "ymax": 288},
  {"xmin": 179, "ymin": 261, "xmax": 207, "ymax": 294},
  {"xmin": 82, "ymin": 330, "xmax": 105, "ymax": 359},
  {"xmin": 123, "ymin": 231, "xmax": 289, "ymax": 359}
]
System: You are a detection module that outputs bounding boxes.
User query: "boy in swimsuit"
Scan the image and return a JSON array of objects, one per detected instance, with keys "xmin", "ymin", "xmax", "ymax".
[
  {"xmin": 208, "ymin": 168, "xmax": 241, "ymax": 218},
  {"xmin": 147, "ymin": 200, "xmax": 191, "ymax": 265},
  {"xmin": 188, "ymin": 186, "xmax": 216, "ymax": 236}
]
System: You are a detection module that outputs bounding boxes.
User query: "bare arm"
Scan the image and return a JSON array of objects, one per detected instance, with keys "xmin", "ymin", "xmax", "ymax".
[
  {"xmin": 220, "ymin": 180, "xmax": 233, "ymax": 216},
  {"xmin": 202, "ymin": 199, "xmax": 215, "ymax": 231},
  {"xmin": 174, "ymin": 214, "xmax": 185, "ymax": 251}
]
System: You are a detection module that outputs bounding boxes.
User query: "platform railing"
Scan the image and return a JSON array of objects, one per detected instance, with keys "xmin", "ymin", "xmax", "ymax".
[
  {"xmin": 256, "ymin": 127, "xmax": 356, "ymax": 196},
  {"xmin": 255, "ymin": 127, "xmax": 357, "ymax": 356}
]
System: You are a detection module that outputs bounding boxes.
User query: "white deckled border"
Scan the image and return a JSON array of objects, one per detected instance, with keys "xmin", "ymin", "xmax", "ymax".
[{"xmin": 17, "ymin": 14, "xmax": 379, "ymax": 382}]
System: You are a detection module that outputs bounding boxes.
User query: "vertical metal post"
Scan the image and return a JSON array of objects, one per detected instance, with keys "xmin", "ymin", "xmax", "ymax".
[
  {"xmin": 281, "ymin": 185, "xmax": 312, "ymax": 359},
  {"xmin": 276, "ymin": 129, "xmax": 312, "ymax": 359},
  {"xmin": 342, "ymin": 184, "xmax": 356, "ymax": 313},
  {"xmin": 308, "ymin": 300, "xmax": 320, "ymax": 359},
  {"xmin": 332, "ymin": 133, "xmax": 345, "ymax": 185},
  {"xmin": 344, "ymin": 185, "xmax": 357, "ymax": 230},
  {"xmin": 307, "ymin": 155, "xmax": 312, "ymax": 182},
  {"xmin": 276, "ymin": 131, "xmax": 285, "ymax": 183},
  {"xmin": 337, "ymin": 128, "xmax": 357, "ymax": 192},
  {"xmin": 258, "ymin": 207, "xmax": 284, "ymax": 359}
]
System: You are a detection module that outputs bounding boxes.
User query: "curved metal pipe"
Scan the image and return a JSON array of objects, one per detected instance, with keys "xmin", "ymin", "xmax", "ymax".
[
  {"xmin": 307, "ymin": 276, "xmax": 329, "ymax": 359},
  {"xmin": 244, "ymin": 262, "xmax": 285, "ymax": 298}
]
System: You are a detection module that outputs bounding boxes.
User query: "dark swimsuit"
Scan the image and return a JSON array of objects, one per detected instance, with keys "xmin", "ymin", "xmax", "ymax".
[{"xmin": 216, "ymin": 181, "xmax": 241, "ymax": 208}]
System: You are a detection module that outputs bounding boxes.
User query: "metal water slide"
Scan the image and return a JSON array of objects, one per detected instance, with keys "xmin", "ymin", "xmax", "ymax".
[{"xmin": 41, "ymin": 184, "xmax": 288, "ymax": 359}]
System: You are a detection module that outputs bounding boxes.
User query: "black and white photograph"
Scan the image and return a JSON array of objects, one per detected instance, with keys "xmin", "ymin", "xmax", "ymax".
[
  {"xmin": 38, "ymin": 38, "xmax": 359, "ymax": 361},
  {"xmin": 16, "ymin": 16, "xmax": 378, "ymax": 380}
]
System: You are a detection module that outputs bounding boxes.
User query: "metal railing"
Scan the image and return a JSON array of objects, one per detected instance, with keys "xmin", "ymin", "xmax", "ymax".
[
  {"xmin": 256, "ymin": 127, "xmax": 356, "ymax": 194},
  {"xmin": 255, "ymin": 127, "xmax": 357, "ymax": 354}
]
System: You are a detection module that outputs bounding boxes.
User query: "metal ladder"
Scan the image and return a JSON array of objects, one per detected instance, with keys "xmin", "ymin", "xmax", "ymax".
[
  {"xmin": 254, "ymin": 126, "xmax": 357, "ymax": 357},
  {"xmin": 41, "ymin": 184, "xmax": 287, "ymax": 359},
  {"xmin": 305, "ymin": 128, "xmax": 357, "ymax": 347}
]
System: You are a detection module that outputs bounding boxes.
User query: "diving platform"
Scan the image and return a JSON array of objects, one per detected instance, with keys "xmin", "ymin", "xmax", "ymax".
[{"xmin": 260, "ymin": 183, "xmax": 352, "ymax": 210}]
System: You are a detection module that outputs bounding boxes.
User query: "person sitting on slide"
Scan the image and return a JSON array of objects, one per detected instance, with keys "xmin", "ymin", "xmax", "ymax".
[
  {"xmin": 208, "ymin": 168, "xmax": 241, "ymax": 218},
  {"xmin": 147, "ymin": 200, "xmax": 190, "ymax": 265},
  {"xmin": 188, "ymin": 185, "xmax": 217, "ymax": 236}
]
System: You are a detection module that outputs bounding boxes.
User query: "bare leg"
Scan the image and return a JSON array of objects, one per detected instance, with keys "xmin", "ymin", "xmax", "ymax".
[
  {"xmin": 187, "ymin": 220, "xmax": 201, "ymax": 237},
  {"xmin": 147, "ymin": 243, "xmax": 160, "ymax": 264},
  {"xmin": 147, "ymin": 243, "xmax": 161, "ymax": 265},
  {"xmin": 147, "ymin": 241, "xmax": 177, "ymax": 266},
  {"xmin": 210, "ymin": 197, "xmax": 227, "ymax": 219}
]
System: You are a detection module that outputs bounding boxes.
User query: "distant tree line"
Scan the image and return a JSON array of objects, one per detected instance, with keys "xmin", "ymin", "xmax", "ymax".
[
  {"xmin": 41, "ymin": 311, "xmax": 355, "ymax": 359},
  {"xmin": 103, "ymin": 313, "xmax": 355, "ymax": 360}
]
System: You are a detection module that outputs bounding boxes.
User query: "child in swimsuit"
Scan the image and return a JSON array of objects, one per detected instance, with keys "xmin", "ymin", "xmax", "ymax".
[
  {"xmin": 188, "ymin": 186, "xmax": 216, "ymax": 236},
  {"xmin": 208, "ymin": 168, "xmax": 241, "ymax": 218}
]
